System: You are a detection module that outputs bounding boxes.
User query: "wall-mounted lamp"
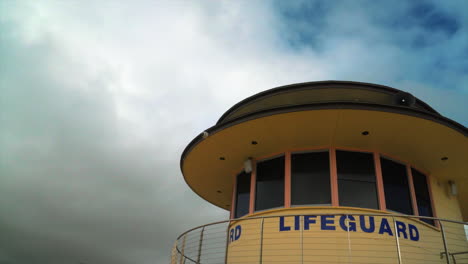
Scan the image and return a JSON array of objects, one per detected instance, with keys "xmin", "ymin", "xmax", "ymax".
[
  {"xmin": 449, "ymin": 181, "xmax": 458, "ymax": 196},
  {"xmin": 244, "ymin": 158, "xmax": 253, "ymax": 173}
]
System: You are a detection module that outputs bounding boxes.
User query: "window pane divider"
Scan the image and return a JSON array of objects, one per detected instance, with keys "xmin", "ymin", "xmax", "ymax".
[
  {"xmin": 338, "ymin": 178, "xmax": 376, "ymax": 183},
  {"xmin": 373, "ymin": 152, "xmax": 386, "ymax": 211},
  {"xmin": 284, "ymin": 151, "xmax": 291, "ymax": 208},
  {"xmin": 329, "ymin": 148, "xmax": 339, "ymax": 206},
  {"xmin": 407, "ymin": 165, "xmax": 419, "ymax": 216},
  {"xmin": 230, "ymin": 173, "xmax": 236, "ymax": 219},
  {"xmin": 249, "ymin": 160, "xmax": 257, "ymax": 214},
  {"xmin": 426, "ymin": 173, "xmax": 439, "ymax": 228}
]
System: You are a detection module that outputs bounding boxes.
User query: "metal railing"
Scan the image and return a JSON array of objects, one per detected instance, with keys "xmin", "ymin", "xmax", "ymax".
[{"xmin": 170, "ymin": 214, "xmax": 468, "ymax": 264}]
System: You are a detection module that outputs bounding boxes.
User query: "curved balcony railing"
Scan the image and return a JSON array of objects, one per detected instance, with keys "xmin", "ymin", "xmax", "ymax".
[{"xmin": 171, "ymin": 213, "xmax": 468, "ymax": 264}]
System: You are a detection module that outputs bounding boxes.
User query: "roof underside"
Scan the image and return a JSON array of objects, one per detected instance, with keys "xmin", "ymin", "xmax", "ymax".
[{"xmin": 180, "ymin": 81, "xmax": 468, "ymax": 220}]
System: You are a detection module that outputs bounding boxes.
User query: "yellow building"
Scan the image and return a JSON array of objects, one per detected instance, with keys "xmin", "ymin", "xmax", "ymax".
[{"xmin": 171, "ymin": 81, "xmax": 468, "ymax": 264}]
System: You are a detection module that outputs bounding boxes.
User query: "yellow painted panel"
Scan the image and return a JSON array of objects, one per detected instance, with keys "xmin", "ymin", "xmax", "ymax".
[
  {"xmin": 430, "ymin": 175, "xmax": 463, "ymax": 221},
  {"xmin": 226, "ymin": 208, "xmax": 467, "ymax": 264}
]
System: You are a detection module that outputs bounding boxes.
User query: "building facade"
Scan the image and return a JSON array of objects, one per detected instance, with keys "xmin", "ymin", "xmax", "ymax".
[{"xmin": 171, "ymin": 81, "xmax": 468, "ymax": 264}]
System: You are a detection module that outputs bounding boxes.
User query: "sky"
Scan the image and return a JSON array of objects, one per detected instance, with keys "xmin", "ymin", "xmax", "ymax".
[{"xmin": 0, "ymin": 1, "xmax": 467, "ymax": 263}]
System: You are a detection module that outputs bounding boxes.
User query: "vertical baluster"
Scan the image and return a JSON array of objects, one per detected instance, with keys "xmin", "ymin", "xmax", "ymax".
[
  {"xmin": 346, "ymin": 215, "xmax": 351, "ymax": 264},
  {"xmin": 392, "ymin": 217, "xmax": 402, "ymax": 264},
  {"xmin": 259, "ymin": 218, "xmax": 264, "ymax": 264},
  {"xmin": 224, "ymin": 220, "xmax": 231, "ymax": 264},
  {"xmin": 440, "ymin": 221, "xmax": 451, "ymax": 264},
  {"xmin": 196, "ymin": 227, "xmax": 205, "ymax": 264},
  {"xmin": 179, "ymin": 235, "xmax": 186, "ymax": 264},
  {"xmin": 300, "ymin": 216, "xmax": 303, "ymax": 264},
  {"xmin": 171, "ymin": 241, "xmax": 178, "ymax": 264}
]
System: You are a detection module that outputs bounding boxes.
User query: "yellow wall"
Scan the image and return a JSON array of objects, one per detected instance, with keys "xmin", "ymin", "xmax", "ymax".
[
  {"xmin": 430, "ymin": 174, "xmax": 463, "ymax": 221},
  {"xmin": 227, "ymin": 207, "xmax": 467, "ymax": 264}
]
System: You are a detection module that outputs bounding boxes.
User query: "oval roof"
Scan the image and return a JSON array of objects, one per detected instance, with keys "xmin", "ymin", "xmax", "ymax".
[{"xmin": 180, "ymin": 81, "xmax": 468, "ymax": 220}]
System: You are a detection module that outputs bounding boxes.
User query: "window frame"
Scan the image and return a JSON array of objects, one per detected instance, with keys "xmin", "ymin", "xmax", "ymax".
[
  {"xmin": 254, "ymin": 154, "xmax": 286, "ymax": 212},
  {"xmin": 410, "ymin": 166, "xmax": 437, "ymax": 226},
  {"xmin": 232, "ymin": 171, "xmax": 251, "ymax": 218},
  {"xmin": 290, "ymin": 150, "xmax": 332, "ymax": 207},
  {"xmin": 380, "ymin": 155, "xmax": 414, "ymax": 215},
  {"xmin": 229, "ymin": 148, "xmax": 437, "ymax": 227},
  {"xmin": 335, "ymin": 149, "xmax": 379, "ymax": 210}
]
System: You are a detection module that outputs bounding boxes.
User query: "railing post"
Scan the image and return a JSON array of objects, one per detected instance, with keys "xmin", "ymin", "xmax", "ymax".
[
  {"xmin": 224, "ymin": 220, "xmax": 231, "ymax": 264},
  {"xmin": 392, "ymin": 217, "xmax": 402, "ymax": 264},
  {"xmin": 179, "ymin": 235, "xmax": 186, "ymax": 264},
  {"xmin": 300, "ymin": 216, "xmax": 303, "ymax": 264},
  {"xmin": 196, "ymin": 227, "xmax": 205, "ymax": 264},
  {"xmin": 171, "ymin": 241, "xmax": 178, "ymax": 264},
  {"xmin": 439, "ymin": 220, "xmax": 451, "ymax": 264},
  {"xmin": 259, "ymin": 218, "xmax": 264, "ymax": 264}
]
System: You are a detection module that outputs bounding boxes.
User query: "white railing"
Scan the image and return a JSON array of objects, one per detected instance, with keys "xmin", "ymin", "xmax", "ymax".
[{"xmin": 171, "ymin": 214, "xmax": 468, "ymax": 264}]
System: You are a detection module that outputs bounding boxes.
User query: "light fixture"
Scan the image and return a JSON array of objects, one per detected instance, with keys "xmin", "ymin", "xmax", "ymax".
[
  {"xmin": 449, "ymin": 181, "xmax": 457, "ymax": 196},
  {"xmin": 244, "ymin": 158, "xmax": 253, "ymax": 173}
]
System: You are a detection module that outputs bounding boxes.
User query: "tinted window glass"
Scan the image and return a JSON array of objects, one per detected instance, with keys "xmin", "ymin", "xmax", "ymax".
[
  {"xmin": 255, "ymin": 156, "xmax": 285, "ymax": 211},
  {"xmin": 291, "ymin": 152, "xmax": 330, "ymax": 206},
  {"xmin": 412, "ymin": 168, "xmax": 434, "ymax": 225},
  {"xmin": 381, "ymin": 158, "xmax": 413, "ymax": 214},
  {"xmin": 337, "ymin": 151, "xmax": 378, "ymax": 209},
  {"xmin": 235, "ymin": 171, "xmax": 251, "ymax": 218}
]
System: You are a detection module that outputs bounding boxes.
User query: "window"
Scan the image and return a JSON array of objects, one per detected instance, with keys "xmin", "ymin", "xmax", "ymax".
[
  {"xmin": 337, "ymin": 150, "xmax": 378, "ymax": 209},
  {"xmin": 412, "ymin": 168, "xmax": 434, "ymax": 225},
  {"xmin": 381, "ymin": 157, "xmax": 413, "ymax": 215},
  {"xmin": 239, "ymin": 149, "xmax": 435, "ymax": 220},
  {"xmin": 235, "ymin": 171, "xmax": 251, "ymax": 218},
  {"xmin": 255, "ymin": 156, "xmax": 285, "ymax": 211},
  {"xmin": 291, "ymin": 151, "xmax": 330, "ymax": 206}
]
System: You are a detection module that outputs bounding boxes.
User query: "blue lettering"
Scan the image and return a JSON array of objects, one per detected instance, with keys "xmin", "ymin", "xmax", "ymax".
[
  {"xmin": 321, "ymin": 215, "xmax": 336, "ymax": 230},
  {"xmin": 379, "ymin": 218, "xmax": 393, "ymax": 236},
  {"xmin": 235, "ymin": 225, "xmax": 242, "ymax": 240},
  {"xmin": 274, "ymin": 215, "xmax": 418, "ymax": 242},
  {"xmin": 409, "ymin": 224, "xmax": 419, "ymax": 241},
  {"xmin": 396, "ymin": 221, "xmax": 407, "ymax": 239},
  {"xmin": 229, "ymin": 225, "xmax": 242, "ymax": 242},
  {"xmin": 360, "ymin": 216, "xmax": 375, "ymax": 233},
  {"xmin": 304, "ymin": 215, "xmax": 317, "ymax": 230},
  {"xmin": 230, "ymin": 228, "xmax": 234, "ymax": 242},
  {"xmin": 279, "ymin": 216, "xmax": 291, "ymax": 231},
  {"xmin": 339, "ymin": 215, "xmax": 356, "ymax": 232},
  {"xmin": 294, "ymin": 215, "xmax": 300, "ymax": 230}
]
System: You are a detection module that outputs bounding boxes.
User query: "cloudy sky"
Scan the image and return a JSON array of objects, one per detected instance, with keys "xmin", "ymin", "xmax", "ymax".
[{"xmin": 1, "ymin": 1, "xmax": 467, "ymax": 263}]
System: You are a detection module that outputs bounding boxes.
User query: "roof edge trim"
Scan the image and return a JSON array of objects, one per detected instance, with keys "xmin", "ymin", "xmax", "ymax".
[
  {"xmin": 183, "ymin": 102, "xmax": 467, "ymax": 173},
  {"xmin": 216, "ymin": 81, "xmax": 439, "ymax": 124}
]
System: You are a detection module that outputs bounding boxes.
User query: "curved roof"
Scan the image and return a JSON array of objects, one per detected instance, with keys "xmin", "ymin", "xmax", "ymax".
[
  {"xmin": 180, "ymin": 81, "xmax": 468, "ymax": 220},
  {"xmin": 217, "ymin": 81, "xmax": 440, "ymax": 125}
]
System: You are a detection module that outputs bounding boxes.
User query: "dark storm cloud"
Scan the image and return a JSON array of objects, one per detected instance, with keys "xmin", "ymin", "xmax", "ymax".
[
  {"xmin": 1, "ymin": 1, "xmax": 467, "ymax": 264},
  {"xmin": 0, "ymin": 10, "xmax": 225, "ymax": 263}
]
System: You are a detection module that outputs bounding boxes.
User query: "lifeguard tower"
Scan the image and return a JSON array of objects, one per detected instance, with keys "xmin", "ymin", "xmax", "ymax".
[{"xmin": 171, "ymin": 81, "xmax": 467, "ymax": 264}]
